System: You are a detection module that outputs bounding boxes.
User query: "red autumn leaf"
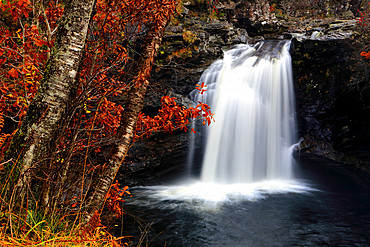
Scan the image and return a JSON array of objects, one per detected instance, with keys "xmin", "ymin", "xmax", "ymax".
[
  {"xmin": 34, "ymin": 39, "xmax": 46, "ymax": 47},
  {"xmin": 8, "ymin": 68, "xmax": 19, "ymax": 78}
]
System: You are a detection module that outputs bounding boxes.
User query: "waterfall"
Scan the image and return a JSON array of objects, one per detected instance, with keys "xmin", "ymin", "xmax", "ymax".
[{"xmin": 190, "ymin": 40, "xmax": 296, "ymax": 184}]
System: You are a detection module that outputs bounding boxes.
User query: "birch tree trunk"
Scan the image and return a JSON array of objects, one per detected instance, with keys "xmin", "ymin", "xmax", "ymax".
[
  {"xmin": 3, "ymin": 0, "xmax": 96, "ymax": 207},
  {"xmin": 84, "ymin": 16, "xmax": 170, "ymax": 223}
]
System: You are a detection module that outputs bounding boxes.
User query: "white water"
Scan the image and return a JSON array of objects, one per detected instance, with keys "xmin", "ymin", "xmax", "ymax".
[
  {"xmin": 131, "ymin": 180, "xmax": 315, "ymax": 212},
  {"xmin": 191, "ymin": 41, "xmax": 297, "ymax": 184}
]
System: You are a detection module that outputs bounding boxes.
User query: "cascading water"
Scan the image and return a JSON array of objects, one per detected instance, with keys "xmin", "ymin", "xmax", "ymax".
[
  {"xmin": 190, "ymin": 40, "xmax": 296, "ymax": 184},
  {"xmin": 127, "ymin": 40, "xmax": 304, "ymax": 211}
]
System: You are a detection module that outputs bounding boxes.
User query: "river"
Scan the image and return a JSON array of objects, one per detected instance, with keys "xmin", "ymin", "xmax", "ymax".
[{"xmin": 122, "ymin": 153, "xmax": 370, "ymax": 246}]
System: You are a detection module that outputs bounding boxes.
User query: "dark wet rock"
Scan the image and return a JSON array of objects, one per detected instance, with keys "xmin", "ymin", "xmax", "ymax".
[
  {"xmin": 118, "ymin": 121, "xmax": 205, "ymax": 186},
  {"xmin": 292, "ymin": 37, "xmax": 370, "ymax": 166},
  {"xmin": 169, "ymin": 91, "xmax": 195, "ymax": 108}
]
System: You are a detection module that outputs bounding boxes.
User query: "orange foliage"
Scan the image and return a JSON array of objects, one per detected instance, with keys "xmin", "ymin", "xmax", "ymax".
[
  {"xmin": 105, "ymin": 181, "xmax": 131, "ymax": 219},
  {"xmin": 0, "ymin": 19, "xmax": 51, "ymax": 119},
  {"xmin": 0, "ymin": 0, "xmax": 212, "ymax": 236},
  {"xmin": 361, "ymin": 51, "xmax": 370, "ymax": 59},
  {"xmin": 82, "ymin": 210, "xmax": 104, "ymax": 236},
  {"xmin": 0, "ymin": 0, "xmax": 182, "ymax": 157},
  {"xmin": 0, "ymin": 0, "xmax": 32, "ymax": 19},
  {"xmin": 0, "ymin": 112, "xmax": 11, "ymax": 161},
  {"xmin": 135, "ymin": 82, "xmax": 214, "ymax": 139}
]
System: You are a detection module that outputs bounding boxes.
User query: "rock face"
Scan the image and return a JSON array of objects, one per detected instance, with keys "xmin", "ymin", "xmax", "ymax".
[
  {"xmin": 292, "ymin": 38, "xmax": 370, "ymax": 166},
  {"xmin": 119, "ymin": 0, "xmax": 370, "ymax": 185}
]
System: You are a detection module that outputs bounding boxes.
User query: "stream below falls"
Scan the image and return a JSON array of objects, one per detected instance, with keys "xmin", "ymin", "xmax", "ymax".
[{"xmin": 122, "ymin": 153, "xmax": 370, "ymax": 246}]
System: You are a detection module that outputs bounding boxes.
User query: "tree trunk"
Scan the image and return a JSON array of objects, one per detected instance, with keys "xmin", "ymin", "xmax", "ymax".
[
  {"xmin": 84, "ymin": 17, "xmax": 169, "ymax": 223},
  {"xmin": 3, "ymin": 0, "xmax": 97, "ymax": 207}
]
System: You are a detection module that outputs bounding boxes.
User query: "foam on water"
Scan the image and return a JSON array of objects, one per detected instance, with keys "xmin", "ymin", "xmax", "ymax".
[{"xmin": 130, "ymin": 180, "xmax": 316, "ymax": 212}]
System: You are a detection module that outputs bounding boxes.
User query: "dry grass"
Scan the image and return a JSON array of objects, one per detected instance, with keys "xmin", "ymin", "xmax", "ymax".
[{"xmin": 0, "ymin": 209, "xmax": 131, "ymax": 247}]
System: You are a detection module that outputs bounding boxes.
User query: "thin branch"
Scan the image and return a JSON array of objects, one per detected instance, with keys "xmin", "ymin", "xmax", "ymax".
[{"xmin": 41, "ymin": 5, "xmax": 52, "ymax": 59}]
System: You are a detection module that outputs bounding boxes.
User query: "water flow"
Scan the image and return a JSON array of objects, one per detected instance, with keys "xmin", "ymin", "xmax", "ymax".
[
  {"xmin": 186, "ymin": 121, "xmax": 196, "ymax": 178},
  {"xmin": 191, "ymin": 41, "xmax": 296, "ymax": 184}
]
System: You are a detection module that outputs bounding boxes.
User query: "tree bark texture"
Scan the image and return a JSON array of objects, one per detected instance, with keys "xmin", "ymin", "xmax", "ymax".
[
  {"xmin": 3, "ymin": 0, "xmax": 97, "ymax": 205},
  {"xmin": 84, "ymin": 17, "xmax": 170, "ymax": 222}
]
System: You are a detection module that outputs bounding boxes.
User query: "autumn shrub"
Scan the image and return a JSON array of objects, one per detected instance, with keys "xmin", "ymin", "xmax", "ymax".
[
  {"xmin": 183, "ymin": 30, "xmax": 197, "ymax": 44},
  {"xmin": 0, "ymin": 113, "xmax": 11, "ymax": 161},
  {"xmin": 207, "ymin": 0, "xmax": 220, "ymax": 15},
  {"xmin": 1, "ymin": 0, "xmax": 175, "ymax": 211},
  {"xmin": 357, "ymin": 3, "xmax": 370, "ymax": 34}
]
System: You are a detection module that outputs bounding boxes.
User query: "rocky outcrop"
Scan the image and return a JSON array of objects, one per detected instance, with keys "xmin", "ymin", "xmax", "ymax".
[{"xmin": 145, "ymin": 18, "xmax": 250, "ymax": 110}]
